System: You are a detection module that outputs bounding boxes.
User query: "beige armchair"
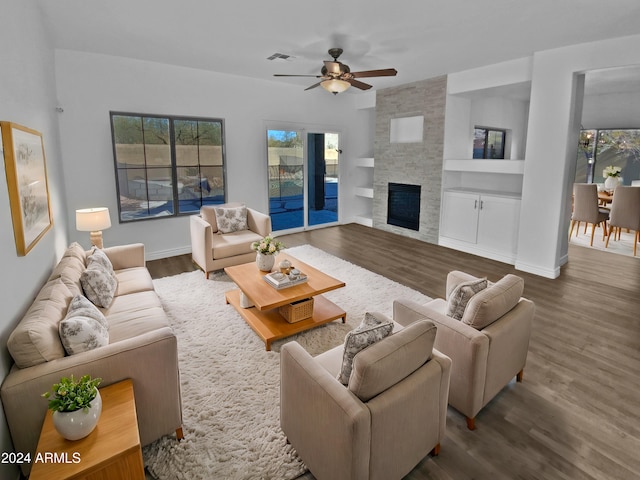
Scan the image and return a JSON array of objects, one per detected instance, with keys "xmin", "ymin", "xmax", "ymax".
[
  {"xmin": 280, "ymin": 319, "xmax": 451, "ymax": 480},
  {"xmin": 394, "ymin": 271, "xmax": 535, "ymax": 430},
  {"xmin": 190, "ymin": 203, "xmax": 271, "ymax": 278}
]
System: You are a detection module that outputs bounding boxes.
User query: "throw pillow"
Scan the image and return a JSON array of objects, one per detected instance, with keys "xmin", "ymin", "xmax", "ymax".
[
  {"xmin": 214, "ymin": 205, "xmax": 248, "ymax": 234},
  {"xmin": 446, "ymin": 278, "xmax": 488, "ymax": 321},
  {"xmin": 87, "ymin": 247, "xmax": 117, "ymax": 281},
  {"xmin": 80, "ymin": 262, "xmax": 117, "ymax": 308},
  {"xmin": 337, "ymin": 315, "xmax": 394, "ymax": 385},
  {"xmin": 59, "ymin": 295, "xmax": 109, "ymax": 355}
]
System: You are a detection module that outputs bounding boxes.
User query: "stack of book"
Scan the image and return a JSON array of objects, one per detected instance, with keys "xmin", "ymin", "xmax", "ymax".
[{"xmin": 263, "ymin": 271, "xmax": 308, "ymax": 290}]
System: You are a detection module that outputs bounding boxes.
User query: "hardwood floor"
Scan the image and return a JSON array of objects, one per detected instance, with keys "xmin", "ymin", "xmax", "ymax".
[{"xmin": 146, "ymin": 223, "xmax": 640, "ymax": 480}]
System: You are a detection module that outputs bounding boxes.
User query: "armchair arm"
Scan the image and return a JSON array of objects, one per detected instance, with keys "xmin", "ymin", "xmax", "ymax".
[
  {"xmin": 190, "ymin": 215, "xmax": 214, "ymax": 273},
  {"xmin": 393, "ymin": 298, "xmax": 489, "ymax": 419},
  {"xmin": 247, "ymin": 208, "xmax": 272, "ymax": 237},
  {"xmin": 280, "ymin": 342, "xmax": 370, "ymax": 480},
  {"xmin": 481, "ymin": 298, "xmax": 535, "ymax": 402},
  {"xmin": 103, "ymin": 243, "xmax": 145, "ymax": 270}
]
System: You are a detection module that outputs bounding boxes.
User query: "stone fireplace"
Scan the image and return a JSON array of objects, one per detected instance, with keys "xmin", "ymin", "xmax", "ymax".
[{"xmin": 373, "ymin": 76, "xmax": 447, "ymax": 244}]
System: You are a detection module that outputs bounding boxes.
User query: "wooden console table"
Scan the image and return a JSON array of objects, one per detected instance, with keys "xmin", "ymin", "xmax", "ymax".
[{"xmin": 30, "ymin": 379, "xmax": 145, "ymax": 480}]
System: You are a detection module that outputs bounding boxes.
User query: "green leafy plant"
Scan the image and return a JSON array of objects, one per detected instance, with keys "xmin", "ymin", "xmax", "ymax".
[
  {"xmin": 42, "ymin": 375, "xmax": 102, "ymax": 412},
  {"xmin": 251, "ymin": 236, "xmax": 285, "ymax": 255}
]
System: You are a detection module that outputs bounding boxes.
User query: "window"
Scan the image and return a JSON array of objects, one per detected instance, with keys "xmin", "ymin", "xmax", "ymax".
[
  {"xmin": 473, "ymin": 127, "xmax": 506, "ymax": 159},
  {"xmin": 575, "ymin": 129, "xmax": 640, "ymax": 184},
  {"xmin": 110, "ymin": 112, "xmax": 226, "ymax": 222}
]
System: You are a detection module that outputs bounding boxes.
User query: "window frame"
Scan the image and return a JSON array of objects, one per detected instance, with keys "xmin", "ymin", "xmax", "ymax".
[
  {"xmin": 109, "ymin": 111, "xmax": 227, "ymax": 223},
  {"xmin": 473, "ymin": 127, "xmax": 506, "ymax": 159}
]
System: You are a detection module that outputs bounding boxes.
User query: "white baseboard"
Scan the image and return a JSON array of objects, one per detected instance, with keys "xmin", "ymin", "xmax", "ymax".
[
  {"xmin": 514, "ymin": 260, "xmax": 560, "ymax": 279},
  {"xmin": 146, "ymin": 245, "xmax": 191, "ymax": 261}
]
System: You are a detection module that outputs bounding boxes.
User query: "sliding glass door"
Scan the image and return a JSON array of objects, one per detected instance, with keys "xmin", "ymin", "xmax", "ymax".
[{"xmin": 267, "ymin": 129, "xmax": 339, "ymax": 232}]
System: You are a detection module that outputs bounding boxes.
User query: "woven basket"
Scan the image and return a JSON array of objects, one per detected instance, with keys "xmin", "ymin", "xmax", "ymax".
[{"xmin": 279, "ymin": 298, "xmax": 314, "ymax": 323}]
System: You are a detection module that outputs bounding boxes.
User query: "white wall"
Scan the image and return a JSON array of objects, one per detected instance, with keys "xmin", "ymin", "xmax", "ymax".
[
  {"xmin": 54, "ymin": 51, "xmax": 362, "ymax": 259},
  {"xmin": 517, "ymin": 34, "xmax": 640, "ymax": 277},
  {"xmin": 0, "ymin": 3, "xmax": 68, "ymax": 479}
]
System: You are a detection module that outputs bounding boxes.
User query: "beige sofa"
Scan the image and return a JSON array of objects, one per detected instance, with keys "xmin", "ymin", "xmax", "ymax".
[
  {"xmin": 190, "ymin": 203, "xmax": 272, "ymax": 278},
  {"xmin": 281, "ymin": 316, "xmax": 451, "ymax": 480},
  {"xmin": 393, "ymin": 270, "xmax": 535, "ymax": 430},
  {"xmin": 1, "ymin": 242, "xmax": 183, "ymax": 476}
]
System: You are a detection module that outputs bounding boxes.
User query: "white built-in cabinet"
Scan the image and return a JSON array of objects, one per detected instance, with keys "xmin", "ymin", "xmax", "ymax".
[{"xmin": 440, "ymin": 189, "xmax": 521, "ymax": 263}]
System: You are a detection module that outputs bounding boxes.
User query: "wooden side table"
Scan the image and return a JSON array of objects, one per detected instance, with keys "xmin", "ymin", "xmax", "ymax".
[{"xmin": 30, "ymin": 379, "xmax": 145, "ymax": 480}]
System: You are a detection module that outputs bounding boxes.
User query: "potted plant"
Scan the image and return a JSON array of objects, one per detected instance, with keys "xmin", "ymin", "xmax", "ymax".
[
  {"xmin": 251, "ymin": 236, "xmax": 285, "ymax": 271},
  {"xmin": 603, "ymin": 165, "xmax": 622, "ymax": 190},
  {"xmin": 42, "ymin": 374, "xmax": 102, "ymax": 440}
]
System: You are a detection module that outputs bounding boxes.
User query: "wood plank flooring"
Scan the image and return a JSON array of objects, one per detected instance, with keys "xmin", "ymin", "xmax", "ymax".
[{"xmin": 146, "ymin": 223, "xmax": 640, "ymax": 480}]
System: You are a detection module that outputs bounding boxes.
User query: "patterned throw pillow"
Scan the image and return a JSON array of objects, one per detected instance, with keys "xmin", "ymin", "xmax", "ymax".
[
  {"xmin": 87, "ymin": 248, "xmax": 117, "ymax": 282},
  {"xmin": 80, "ymin": 262, "xmax": 117, "ymax": 308},
  {"xmin": 337, "ymin": 314, "xmax": 394, "ymax": 385},
  {"xmin": 59, "ymin": 295, "xmax": 109, "ymax": 355},
  {"xmin": 446, "ymin": 278, "xmax": 488, "ymax": 321},
  {"xmin": 214, "ymin": 205, "xmax": 248, "ymax": 234}
]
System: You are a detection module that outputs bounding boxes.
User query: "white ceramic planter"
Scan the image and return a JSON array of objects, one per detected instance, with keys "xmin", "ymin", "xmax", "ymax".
[
  {"xmin": 256, "ymin": 252, "xmax": 276, "ymax": 272},
  {"xmin": 52, "ymin": 390, "xmax": 102, "ymax": 441}
]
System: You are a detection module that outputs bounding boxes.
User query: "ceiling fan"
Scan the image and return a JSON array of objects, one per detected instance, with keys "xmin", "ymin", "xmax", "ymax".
[{"xmin": 274, "ymin": 48, "xmax": 397, "ymax": 94}]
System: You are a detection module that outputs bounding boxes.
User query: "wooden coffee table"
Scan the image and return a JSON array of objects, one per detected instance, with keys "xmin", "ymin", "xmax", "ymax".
[{"xmin": 225, "ymin": 253, "xmax": 346, "ymax": 350}]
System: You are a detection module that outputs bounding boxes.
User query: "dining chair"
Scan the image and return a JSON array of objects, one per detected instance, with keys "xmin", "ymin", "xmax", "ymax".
[
  {"xmin": 569, "ymin": 183, "xmax": 609, "ymax": 246},
  {"xmin": 605, "ymin": 186, "xmax": 640, "ymax": 256}
]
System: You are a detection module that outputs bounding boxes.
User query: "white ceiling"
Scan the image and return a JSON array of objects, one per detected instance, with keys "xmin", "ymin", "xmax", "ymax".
[{"xmin": 36, "ymin": 0, "xmax": 640, "ymax": 95}]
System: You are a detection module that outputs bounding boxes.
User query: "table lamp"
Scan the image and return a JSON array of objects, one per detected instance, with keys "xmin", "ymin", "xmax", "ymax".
[{"xmin": 76, "ymin": 207, "xmax": 111, "ymax": 249}]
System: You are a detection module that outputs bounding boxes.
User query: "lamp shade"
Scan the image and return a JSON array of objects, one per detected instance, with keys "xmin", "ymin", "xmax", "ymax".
[
  {"xmin": 321, "ymin": 79, "xmax": 350, "ymax": 94},
  {"xmin": 76, "ymin": 207, "xmax": 111, "ymax": 232}
]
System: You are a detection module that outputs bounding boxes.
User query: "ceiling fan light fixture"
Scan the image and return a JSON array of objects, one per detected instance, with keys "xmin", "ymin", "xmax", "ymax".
[{"xmin": 321, "ymin": 79, "xmax": 350, "ymax": 94}]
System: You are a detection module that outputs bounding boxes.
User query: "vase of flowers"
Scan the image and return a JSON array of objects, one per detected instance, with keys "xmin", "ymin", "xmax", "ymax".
[
  {"xmin": 603, "ymin": 165, "xmax": 622, "ymax": 191},
  {"xmin": 42, "ymin": 375, "xmax": 102, "ymax": 441},
  {"xmin": 251, "ymin": 236, "xmax": 285, "ymax": 271}
]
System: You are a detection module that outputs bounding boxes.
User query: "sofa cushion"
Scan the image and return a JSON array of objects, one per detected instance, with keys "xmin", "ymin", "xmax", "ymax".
[
  {"xmin": 102, "ymin": 291, "xmax": 170, "ymax": 343},
  {"xmin": 114, "ymin": 267, "xmax": 155, "ymax": 296},
  {"xmin": 446, "ymin": 278, "xmax": 488, "ymax": 321},
  {"xmin": 48, "ymin": 242, "xmax": 87, "ymax": 297},
  {"xmin": 201, "ymin": 205, "xmax": 219, "ymax": 233},
  {"xmin": 81, "ymin": 262, "xmax": 117, "ymax": 308},
  {"xmin": 348, "ymin": 319, "xmax": 437, "ymax": 402},
  {"xmin": 461, "ymin": 274, "xmax": 524, "ymax": 329},
  {"xmin": 211, "ymin": 229, "xmax": 263, "ymax": 259},
  {"xmin": 337, "ymin": 313, "xmax": 394, "ymax": 385},
  {"xmin": 59, "ymin": 295, "xmax": 109, "ymax": 355},
  {"xmin": 7, "ymin": 279, "xmax": 71, "ymax": 368},
  {"xmin": 214, "ymin": 204, "xmax": 248, "ymax": 233}
]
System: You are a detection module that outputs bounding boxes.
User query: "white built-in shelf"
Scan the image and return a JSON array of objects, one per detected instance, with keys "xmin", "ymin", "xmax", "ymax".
[
  {"xmin": 354, "ymin": 157, "xmax": 374, "ymax": 168},
  {"xmin": 354, "ymin": 215, "xmax": 374, "ymax": 227},
  {"xmin": 355, "ymin": 187, "xmax": 374, "ymax": 198},
  {"xmin": 443, "ymin": 187, "xmax": 522, "ymax": 200},
  {"xmin": 444, "ymin": 159, "xmax": 525, "ymax": 175}
]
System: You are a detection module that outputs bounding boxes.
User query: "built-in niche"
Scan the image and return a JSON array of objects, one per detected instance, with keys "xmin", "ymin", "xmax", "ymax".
[{"xmin": 390, "ymin": 115, "xmax": 424, "ymax": 143}]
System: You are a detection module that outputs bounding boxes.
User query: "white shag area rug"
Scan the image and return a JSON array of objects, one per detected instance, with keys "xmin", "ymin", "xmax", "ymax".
[
  {"xmin": 569, "ymin": 226, "xmax": 639, "ymax": 258},
  {"xmin": 142, "ymin": 245, "xmax": 432, "ymax": 480}
]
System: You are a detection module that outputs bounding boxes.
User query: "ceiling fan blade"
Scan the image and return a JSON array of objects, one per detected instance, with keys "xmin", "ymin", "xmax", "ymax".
[
  {"xmin": 348, "ymin": 79, "xmax": 373, "ymax": 90},
  {"xmin": 323, "ymin": 61, "xmax": 343, "ymax": 75},
  {"xmin": 351, "ymin": 68, "xmax": 398, "ymax": 78},
  {"xmin": 304, "ymin": 81, "xmax": 323, "ymax": 91},
  {"xmin": 274, "ymin": 74, "xmax": 322, "ymax": 77}
]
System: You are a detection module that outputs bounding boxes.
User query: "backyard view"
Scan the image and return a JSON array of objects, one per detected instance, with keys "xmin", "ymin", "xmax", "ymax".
[
  {"xmin": 576, "ymin": 129, "xmax": 640, "ymax": 184},
  {"xmin": 267, "ymin": 129, "xmax": 338, "ymax": 231},
  {"xmin": 111, "ymin": 114, "xmax": 225, "ymax": 221}
]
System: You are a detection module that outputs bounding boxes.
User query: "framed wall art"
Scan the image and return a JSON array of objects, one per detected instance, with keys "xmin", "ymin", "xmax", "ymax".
[{"xmin": 1, "ymin": 122, "xmax": 53, "ymax": 256}]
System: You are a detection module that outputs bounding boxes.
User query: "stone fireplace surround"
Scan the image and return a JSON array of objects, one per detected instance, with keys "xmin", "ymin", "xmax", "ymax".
[{"xmin": 373, "ymin": 76, "xmax": 447, "ymax": 244}]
